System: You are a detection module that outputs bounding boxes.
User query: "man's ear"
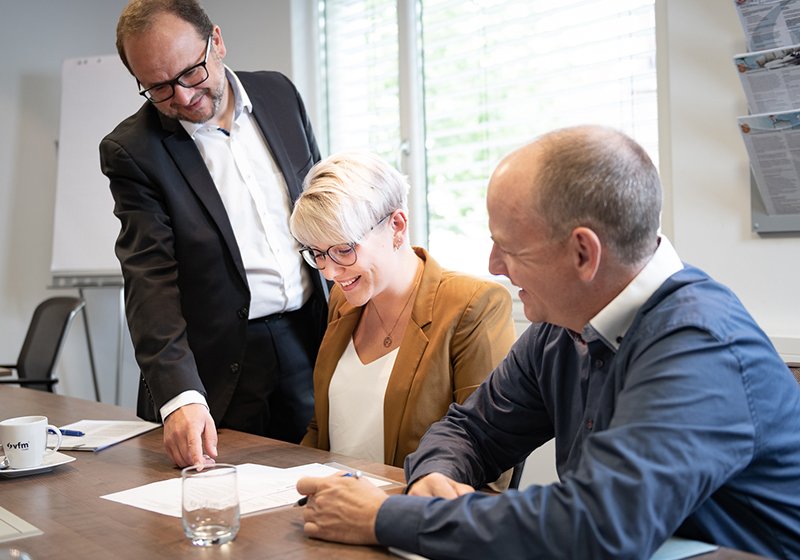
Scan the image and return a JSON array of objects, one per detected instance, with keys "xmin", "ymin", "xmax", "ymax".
[
  {"xmin": 570, "ymin": 226, "xmax": 602, "ymax": 282},
  {"xmin": 213, "ymin": 25, "xmax": 226, "ymax": 59}
]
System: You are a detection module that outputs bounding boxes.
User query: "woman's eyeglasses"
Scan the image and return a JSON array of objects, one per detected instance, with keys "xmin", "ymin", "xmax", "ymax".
[{"xmin": 299, "ymin": 213, "xmax": 392, "ymax": 270}]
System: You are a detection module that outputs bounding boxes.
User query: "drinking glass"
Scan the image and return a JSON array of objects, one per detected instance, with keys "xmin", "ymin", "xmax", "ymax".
[{"xmin": 181, "ymin": 463, "xmax": 240, "ymax": 546}]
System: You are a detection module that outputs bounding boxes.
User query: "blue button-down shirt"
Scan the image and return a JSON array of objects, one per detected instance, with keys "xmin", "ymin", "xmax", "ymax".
[{"xmin": 375, "ymin": 246, "xmax": 800, "ymax": 559}]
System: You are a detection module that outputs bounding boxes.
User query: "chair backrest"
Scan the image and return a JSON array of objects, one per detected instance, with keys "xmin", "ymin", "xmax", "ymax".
[
  {"xmin": 788, "ymin": 362, "xmax": 800, "ymax": 385},
  {"xmin": 508, "ymin": 461, "xmax": 525, "ymax": 490},
  {"xmin": 15, "ymin": 297, "xmax": 84, "ymax": 390}
]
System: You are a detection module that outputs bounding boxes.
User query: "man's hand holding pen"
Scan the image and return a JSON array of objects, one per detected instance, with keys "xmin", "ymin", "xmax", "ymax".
[
  {"xmin": 296, "ymin": 469, "xmax": 387, "ymax": 545},
  {"xmin": 295, "ymin": 470, "xmax": 363, "ymax": 507}
]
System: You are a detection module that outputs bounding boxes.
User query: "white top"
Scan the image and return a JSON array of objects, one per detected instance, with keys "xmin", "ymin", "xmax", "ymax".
[{"xmin": 328, "ymin": 339, "xmax": 399, "ymax": 463}]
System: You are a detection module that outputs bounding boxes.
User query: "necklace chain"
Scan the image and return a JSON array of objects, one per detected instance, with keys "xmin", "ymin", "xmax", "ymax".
[{"xmin": 371, "ymin": 262, "xmax": 422, "ymax": 348}]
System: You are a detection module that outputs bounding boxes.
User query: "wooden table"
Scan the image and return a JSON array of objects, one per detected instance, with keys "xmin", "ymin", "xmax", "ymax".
[
  {"xmin": 0, "ymin": 386, "xmax": 403, "ymax": 559},
  {"xmin": 0, "ymin": 387, "xmax": 767, "ymax": 560}
]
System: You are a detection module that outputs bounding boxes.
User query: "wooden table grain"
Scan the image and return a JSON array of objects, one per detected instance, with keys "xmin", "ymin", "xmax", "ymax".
[
  {"xmin": 0, "ymin": 386, "xmax": 768, "ymax": 560},
  {"xmin": 0, "ymin": 386, "xmax": 403, "ymax": 559}
]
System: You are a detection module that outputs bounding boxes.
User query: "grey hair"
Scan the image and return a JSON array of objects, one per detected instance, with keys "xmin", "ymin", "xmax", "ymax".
[
  {"xmin": 290, "ymin": 151, "xmax": 410, "ymax": 248},
  {"xmin": 532, "ymin": 125, "xmax": 662, "ymax": 265}
]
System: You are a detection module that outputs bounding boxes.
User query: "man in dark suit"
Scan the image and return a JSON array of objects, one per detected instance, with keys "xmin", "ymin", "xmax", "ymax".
[{"xmin": 99, "ymin": 0, "xmax": 327, "ymax": 468}]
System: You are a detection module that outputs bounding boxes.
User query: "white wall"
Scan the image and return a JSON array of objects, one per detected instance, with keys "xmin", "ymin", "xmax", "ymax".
[{"xmin": 2, "ymin": 0, "xmax": 132, "ymax": 405}]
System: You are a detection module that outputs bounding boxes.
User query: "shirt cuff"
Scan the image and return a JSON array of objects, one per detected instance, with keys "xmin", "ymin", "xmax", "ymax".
[
  {"xmin": 159, "ymin": 390, "xmax": 209, "ymax": 422},
  {"xmin": 375, "ymin": 494, "xmax": 431, "ymax": 552}
]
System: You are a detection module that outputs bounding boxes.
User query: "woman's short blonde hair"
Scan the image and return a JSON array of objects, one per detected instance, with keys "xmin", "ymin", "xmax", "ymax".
[{"xmin": 290, "ymin": 151, "xmax": 410, "ymax": 248}]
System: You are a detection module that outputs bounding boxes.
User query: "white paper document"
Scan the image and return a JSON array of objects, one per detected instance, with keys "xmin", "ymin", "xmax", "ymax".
[
  {"xmin": 735, "ymin": 0, "xmax": 800, "ymax": 52},
  {"xmin": 734, "ymin": 43, "xmax": 800, "ymax": 113},
  {"xmin": 58, "ymin": 419, "xmax": 161, "ymax": 451},
  {"xmin": 738, "ymin": 109, "xmax": 800, "ymax": 214},
  {"xmin": 101, "ymin": 462, "xmax": 394, "ymax": 517}
]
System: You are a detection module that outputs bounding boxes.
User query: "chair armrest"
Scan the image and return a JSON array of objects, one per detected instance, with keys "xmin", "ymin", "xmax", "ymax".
[
  {"xmin": 788, "ymin": 362, "xmax": 800, "ymax": 385},
  {"xmin": 0, "ymin": 378, "xmax": 58, "ymax": 387}
]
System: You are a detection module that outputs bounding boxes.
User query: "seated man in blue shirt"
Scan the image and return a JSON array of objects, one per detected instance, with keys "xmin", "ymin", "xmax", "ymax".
[{"xmin": 296, "ymin": 125, "xmax": 800, "ymax": 559}]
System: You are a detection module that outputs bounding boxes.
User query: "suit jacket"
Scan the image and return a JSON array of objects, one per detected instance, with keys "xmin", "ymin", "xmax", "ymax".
[
  {"xmin": 99, "ymin": 71, "xmax": 327, "ymax": 423},
  {"xmin": 301, "ymin": 248, "xmax": 516, "ymax": 467}
]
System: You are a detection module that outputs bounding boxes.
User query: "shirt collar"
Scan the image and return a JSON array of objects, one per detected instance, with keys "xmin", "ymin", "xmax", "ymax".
[
  {"xmin": 582, "ymin": 235, "xmax": 684, "ymax": 351},
  {"xmin": 179, "ymin": 66, "xmax": 253, "ymax": 138}
]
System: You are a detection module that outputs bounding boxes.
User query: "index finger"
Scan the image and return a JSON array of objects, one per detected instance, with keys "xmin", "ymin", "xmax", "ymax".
[
  {"xmin": 201, "ymin": 417, "xmax": 219, "ymax": 460},
  {"xmin": 186, "ymin": 431, "xmax": 206, "ymax": 469}
]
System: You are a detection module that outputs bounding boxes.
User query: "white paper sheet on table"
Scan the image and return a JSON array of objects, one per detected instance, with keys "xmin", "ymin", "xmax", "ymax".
[
  {"xmin": 57, "ymin": 419, "xmax": 160, "ymax": 451},
  {"xmin": 101, "ymin": 462, "xmax": 393, "ymax": 517}
]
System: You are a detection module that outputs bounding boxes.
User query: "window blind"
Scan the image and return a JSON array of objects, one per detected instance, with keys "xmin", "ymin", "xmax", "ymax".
[
  {"xmin": 321, "ymin": 0, "xmax": 657, "ymax": 275},
  {"xmin": 322, "ymin": 0, "xmax": 401, "ymax": 161}
]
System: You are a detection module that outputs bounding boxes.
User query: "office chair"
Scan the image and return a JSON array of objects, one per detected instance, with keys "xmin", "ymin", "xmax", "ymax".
[
  {"xmin": 508, "ymin": 457, "xmax": 528, "ymax": 490},
  {"xmin": 0, "ymin": 296, "xmax": 85, "ymax": 392},
  {"xmin": 788, "ymin": 362, "xmax": 800, "ymax": 385}
]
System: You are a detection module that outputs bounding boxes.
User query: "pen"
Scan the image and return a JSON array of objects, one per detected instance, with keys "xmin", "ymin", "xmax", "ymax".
[
  {"xmin": 295, "ymin": 470, "xmax": 362, "ymax": 507},
  {"xmin": 49, "ymin": 428, "xmax": 85, "ymax": 437}
]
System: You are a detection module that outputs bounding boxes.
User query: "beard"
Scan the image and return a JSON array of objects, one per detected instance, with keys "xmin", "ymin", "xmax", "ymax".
[{"xmin": 161, "ymin": 74, "xmax": 226, "ymax": 124}]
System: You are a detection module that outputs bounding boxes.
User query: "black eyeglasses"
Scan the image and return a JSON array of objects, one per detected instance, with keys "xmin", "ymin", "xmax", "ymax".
[
  {"xmin": 138, "ymin": 36, "xmax": 212, "ymax": 103},
  {"xmin": 299, "ymin": 213, "xmax": 392, "ymax": 270}
]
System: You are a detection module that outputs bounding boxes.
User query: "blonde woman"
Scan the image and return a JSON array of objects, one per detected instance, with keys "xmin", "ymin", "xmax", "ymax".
[{"xmin": 290, "ymin": 151, "xmax": 515, "ymax": 468}]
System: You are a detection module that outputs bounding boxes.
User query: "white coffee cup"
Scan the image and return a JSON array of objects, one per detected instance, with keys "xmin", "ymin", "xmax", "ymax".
[{"xmin": 0, "ymin": 416, "xmax": 63, "ymax": 469}]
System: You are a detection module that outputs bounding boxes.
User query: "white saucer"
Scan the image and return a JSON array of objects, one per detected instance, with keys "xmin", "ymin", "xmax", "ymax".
[{"xmin": 0, "ymin": 451, "xmax": 76, "ymax": 478}]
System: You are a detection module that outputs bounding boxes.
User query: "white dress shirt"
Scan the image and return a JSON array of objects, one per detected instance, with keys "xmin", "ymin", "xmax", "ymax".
[
  {"xmin": 182, "ymin": 67, "xmax": 311, "ymax": 319},
  {"xmin": 161, "ymin": 68, "xmax": 311, "ymax": 422}
]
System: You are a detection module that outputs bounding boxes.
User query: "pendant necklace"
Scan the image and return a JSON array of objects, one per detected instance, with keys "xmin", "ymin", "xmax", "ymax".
[{"xmin": 371, "ymin": 263, "xmax": 422, "ymax": 348}]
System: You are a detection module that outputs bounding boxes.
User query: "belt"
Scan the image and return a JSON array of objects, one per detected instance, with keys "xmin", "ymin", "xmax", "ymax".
[
  {"xmin": 249, "ymin": 311, "xmax": 290, "ymax": 324},
  {"xmin": 248, "ymin": 300, "xmax": 310, "ymax": 324}
]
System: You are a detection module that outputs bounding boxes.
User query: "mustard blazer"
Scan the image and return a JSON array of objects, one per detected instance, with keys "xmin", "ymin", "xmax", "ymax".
[{"xmin": 301, "ymin": 247, "xmax": 516, "ymax": 467}]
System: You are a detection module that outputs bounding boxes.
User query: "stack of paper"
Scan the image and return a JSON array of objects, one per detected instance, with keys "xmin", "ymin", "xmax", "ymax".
[{"xmin": 58, "ymin": 420, "xmax": 160, "ymax": 451}]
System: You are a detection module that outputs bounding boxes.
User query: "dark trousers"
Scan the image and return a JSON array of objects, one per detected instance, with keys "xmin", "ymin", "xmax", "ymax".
[{"xmin": 220, "ymin": 299, "xmax": 322, "ymax": 443}]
